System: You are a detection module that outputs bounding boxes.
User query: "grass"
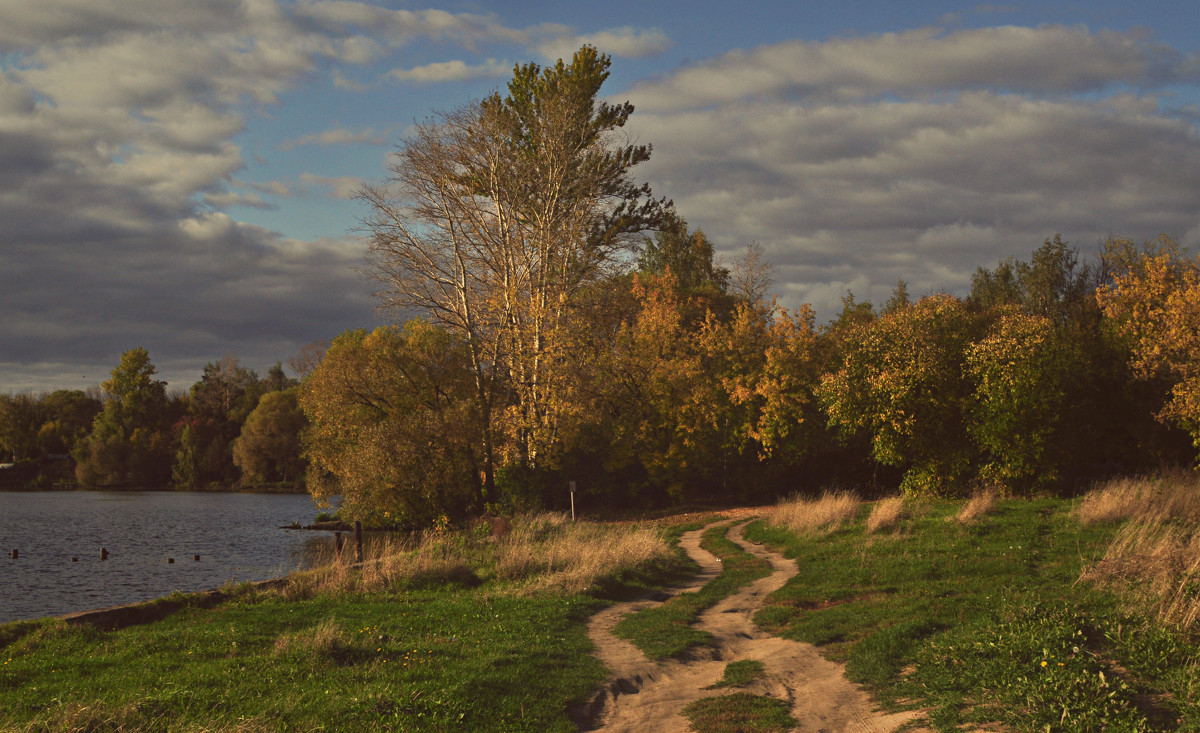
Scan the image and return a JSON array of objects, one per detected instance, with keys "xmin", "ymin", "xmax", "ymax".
[
  {"xmin": 765, "ymin": 490, "xmax": 860, "ymax": 536},
  {"xmin": 1078, "ymin": 472, "xmax": 1200, "ymax": 630},
  {"xmin": 0, "ymin": 513, "xmax": 688, "ymax": 732},
  {"xmin": 681, "ymin": 692, "xmax": 796, "ymax": 733},
  {"xmin": 865, "ymin": 495, "xmax": 906, "ymax": 533},
  {"xmin": 745, "ymin": 493, "xmax": 1200, "ymax": 732},
  {"xmin": 612, "ymin": 520, "xmax": 772, "ymax": 660},
  {"xmin": 952, "ymin": 485, "xmax": 998, "ymax": 524},
  {"xmin": 706, "ymin": 659, "xmax": 766, "ymax": 689}
]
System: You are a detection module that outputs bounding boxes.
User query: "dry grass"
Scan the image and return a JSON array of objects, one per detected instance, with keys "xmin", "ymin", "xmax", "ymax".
[
  {"xmin": 1076, "ymin": 469, "xmax": 1200, "ymax": 526},
  {"xmin": 952, "ymin": 487, "xmax": 998, "ymax": 525},
  {"xmin": 865, "ymin": 496, "xmax": 906, "ymax": 533},
  {"xmin": 766, "ymin": 491, "xmax": 861, "ymax": 536},
  {"xmin": 494, "ymin": 512, "xmax": 676, "ymax": 595},
  {"xmin": 273, "ymin": 512, "xmax": 675, "ymax": 599},
  {"xmin": 277, "ymin": 533, "xmax": 477, "ymax": 600},
  {"xmin": 1079, "ymin": 470, "xmax": 1200, "ymax": 629}
]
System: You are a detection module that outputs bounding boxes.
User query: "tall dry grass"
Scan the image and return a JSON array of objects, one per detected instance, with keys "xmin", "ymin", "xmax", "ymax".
[
  {"xmin": 953, "ymin": 487, "xmax": 998, "ymax": 525},
  {"xmin": 494, "ymin": 512, "xmax": 676, "ymax": 595},
  {"xmin": 866, "ymin": 496, "xmax": 906, "ymax": 533},
  {"xmin": 1079, "ymin": 471, "xmax": 1200, "ymax": 629},
  {"xmin": 1076, "ymin": 469, "xmax": 1200, "ymax": 526},
  {"xmin": 277, "ymin": 532, "xmax": 477, "ymax": 600},
  {"xmin": 766, "ymin": 491, "xmax": 861, "ymax": 536},
  {"xmin": 274, "ymin": 512, "xmax": 675, "ymax": 599}
]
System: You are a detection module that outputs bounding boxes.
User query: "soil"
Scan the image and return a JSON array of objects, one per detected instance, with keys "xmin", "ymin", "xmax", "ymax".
[{"xmin": 579, "ymin": 519, "xmax": 924, "ymax": 733}]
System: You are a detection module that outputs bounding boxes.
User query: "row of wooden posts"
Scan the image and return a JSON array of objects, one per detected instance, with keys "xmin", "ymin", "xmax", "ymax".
[
  {"xmin": 7, "ymin": 521, "xmax": 366, "ymax": 564},
  {"xmin": 7, "ymin": 547, "xmax": 201, "ymax": 562}
]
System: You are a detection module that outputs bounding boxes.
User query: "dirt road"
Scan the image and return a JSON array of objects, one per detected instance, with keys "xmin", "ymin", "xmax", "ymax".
[{"xmin": 580, "ymin": 520, "xmax": 920, "ymax": 732}]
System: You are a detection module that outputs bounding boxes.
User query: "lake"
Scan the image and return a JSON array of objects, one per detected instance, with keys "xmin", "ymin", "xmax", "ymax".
[{"xmin": 0, "ymin": 491, "xmax": 332, "ymax": 624}]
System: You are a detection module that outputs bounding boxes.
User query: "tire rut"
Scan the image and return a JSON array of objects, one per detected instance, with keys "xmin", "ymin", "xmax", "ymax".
[{"xmin": 580, "ymin": 519, "xmax": 922, "ymax": 733}]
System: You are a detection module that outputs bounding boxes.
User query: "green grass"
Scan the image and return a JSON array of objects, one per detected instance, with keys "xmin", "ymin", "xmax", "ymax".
[
  {"xmin": 707, "ymin": 659, "xmax": 766, "ymax": 689},
  {"xmin": 0, "ymin": 516, "xmax": 693, "ymax": 732},
  {"xmin": 612, "ymin": 520, "xmax": 772, "ymax": 660},
  {"xmin": 681, "ymin": 692, "xmax": 796, "ymax": 733},
  {"xmin": 745, "ymin": 497, "xmax": 1200, "ymax": 732},
  {"xmin": 0, "ymin": 592, "xmax": 605, "ymax": 731}
]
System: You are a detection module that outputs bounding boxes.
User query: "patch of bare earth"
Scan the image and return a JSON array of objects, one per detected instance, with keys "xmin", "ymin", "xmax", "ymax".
[{"xmin": 580, "ymin": 520, "xmax": 922, "ymax": 733}]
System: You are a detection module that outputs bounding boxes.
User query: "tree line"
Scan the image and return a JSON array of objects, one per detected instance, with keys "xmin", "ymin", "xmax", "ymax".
[
  {"xmin": 0, "ymin": 351, "xmax": 311, "ymax": 490},
  {"xmin": 5, "ymin": 46, "xmax": 1199, "ymax": 527}
]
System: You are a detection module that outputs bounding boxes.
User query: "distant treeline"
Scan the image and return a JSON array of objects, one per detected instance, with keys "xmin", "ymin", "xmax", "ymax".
[{"xmin": 0, "ymin": 353, "xmax": 310, "ymax": 492}]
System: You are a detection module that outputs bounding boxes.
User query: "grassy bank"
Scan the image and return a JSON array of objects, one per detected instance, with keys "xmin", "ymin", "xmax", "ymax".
[
  {"xmin": 0, "ymin": 514, "xmax": 689, "ymax": 732},
  {"xmin": 747, "ymin": 487, "xmax": 1200, "ymax": 732}
]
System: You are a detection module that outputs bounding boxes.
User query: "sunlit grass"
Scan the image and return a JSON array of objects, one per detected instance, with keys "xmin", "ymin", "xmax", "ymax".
[
  {"xmin": 745, "ymin": 494, "xmax": 1200, "ymax": 731},
  {"xmin": 865, "ymin": 495, "xmax": 906, "ymax": 533},
  {"xmin": 1078, "ymin": 472, "xmax": 1200, "ymax": 631},
  {"xmin": 765, "ymin": 490, "xmax": 860, "ymax": 536}
]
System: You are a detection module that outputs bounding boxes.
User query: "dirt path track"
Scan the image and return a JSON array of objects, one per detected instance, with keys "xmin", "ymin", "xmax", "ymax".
[{"xmin": 580, "ymin": 520, "xmax": 920, "ymax": 733}]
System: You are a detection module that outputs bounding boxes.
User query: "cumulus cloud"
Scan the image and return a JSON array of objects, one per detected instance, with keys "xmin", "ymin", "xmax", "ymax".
[
  {"xmin": 625, "ymin": 28, "xmax": 1200, "ymax": 316},
  {"xmin": 627, "ymin": 25, "xmax": 1200, "ymax": 111},
  {"xmin": 536, "ymin": 26, "xmax": 671, "ymax": 61},
  {"xmin": 386, "ymin": 58, "xmax": 510, "ymax": 84},
  {"xmin": 0, "ymin": 0, "xmax": 524, "ymax": 391}
]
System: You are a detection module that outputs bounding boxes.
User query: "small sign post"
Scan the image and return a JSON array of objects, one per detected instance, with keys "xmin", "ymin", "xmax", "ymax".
[{"xmin": 569, "ymin": 480, "xmax": 577, "ymax": 522}]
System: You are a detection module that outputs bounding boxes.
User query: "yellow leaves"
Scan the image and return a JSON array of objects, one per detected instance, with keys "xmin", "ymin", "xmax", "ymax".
[{"xmin": 1097, "ymin": 235, "xmax": 1200, "ymax": 445}]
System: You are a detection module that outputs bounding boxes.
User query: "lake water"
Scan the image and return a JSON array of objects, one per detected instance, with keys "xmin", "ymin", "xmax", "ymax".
[{"xmin": 0, "ymin": 491, "xmax": 333, "ymax": 624}]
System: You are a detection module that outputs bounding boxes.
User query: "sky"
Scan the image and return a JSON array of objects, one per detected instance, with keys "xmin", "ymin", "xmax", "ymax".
[{"xmin": 2, "ymin": 0, "xmax": 1199, "ymax": 394}]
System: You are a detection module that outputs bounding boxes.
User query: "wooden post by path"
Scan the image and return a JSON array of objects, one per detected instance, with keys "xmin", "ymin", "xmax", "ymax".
[{"xmin": 354, "ymin": 521, "xmax": 363, "ymax": 563}]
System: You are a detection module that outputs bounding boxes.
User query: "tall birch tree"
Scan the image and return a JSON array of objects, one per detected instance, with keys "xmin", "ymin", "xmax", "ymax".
[{"xmin": 361, "ymin": 46, "xmax": 671, "ymax": 489}]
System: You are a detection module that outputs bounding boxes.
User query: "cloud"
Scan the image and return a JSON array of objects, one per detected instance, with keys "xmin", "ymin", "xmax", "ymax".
[
  {"xmin": 627, "ymin": 25, "xmax": 1200, "ymax": 112},
  {"xmin": 279, "ymin": 126, "xmax": 389, "ymax": 150},
  {"xmin": 299, "ymin": 173, "xmax": 368, "ymax": 199},
  {"xmin": 624, "ymin": 28, "xmax": 1200, "ymax": 317},
  {"xmin": 0, "ymin": 0, "xmax": 496, "ymax": 391},
  {"xmin": 386, "ymin": 58, "xmax": 510, "ymax": 84},
  {"xmin": 536, "ymin": 26, "xmax": 671, "ymax": 61}
]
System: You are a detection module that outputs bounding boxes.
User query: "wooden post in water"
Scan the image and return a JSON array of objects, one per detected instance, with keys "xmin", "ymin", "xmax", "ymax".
[
  {"xmin": 100, "ymin": 548, "xmax": 108, "ymax": 560},
  {"xmin": 334, "ymin": 531, "xmax": 343, "ymax": 556},
  {"xmin": 354, "ymin": 521, "xmax": 363, "ymax": 563},
  {"xmin": 8, "ymin": 549, "xmax": 16, "ymax": 559}
]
